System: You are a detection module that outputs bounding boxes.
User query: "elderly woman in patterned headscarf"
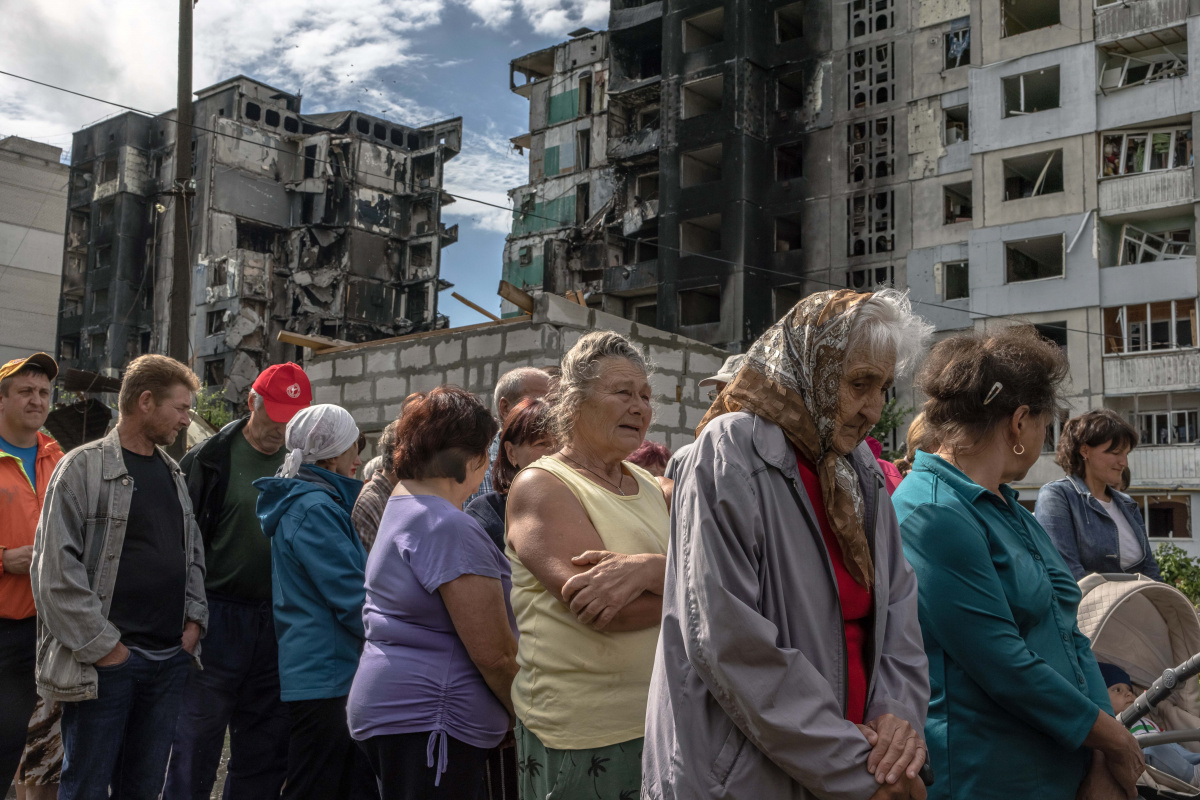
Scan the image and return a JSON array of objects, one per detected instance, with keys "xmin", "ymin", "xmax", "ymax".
[{"xmin": 643, "ymin": 289, "xmax": 935, "ymax": 800}]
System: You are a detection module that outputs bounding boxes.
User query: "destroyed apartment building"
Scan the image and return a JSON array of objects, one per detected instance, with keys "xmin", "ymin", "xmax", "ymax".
[{"xmin": 57, "ymin": 75, "xmax": 462, "ymax": 398}]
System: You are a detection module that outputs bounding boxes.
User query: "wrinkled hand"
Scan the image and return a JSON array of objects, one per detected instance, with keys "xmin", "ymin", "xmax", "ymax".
[
  {"xmin": 1084, "ymin": 711, "xmax": 1144, "ymax": 798},
  {"xmin": 857, "ymin": 714, "xmax": 927, "ymax": 786},
  {"xmin": 1077, "ymin": 751, "xmax": 1133, "ymax": 800},
  {"xmin": 867, "ymin": 773, "xmax": 927, "ymax": 800},
  {"xmin": 561, "ymin": 551, "xmax": 650, "ymax": 630},
  {"xmin": 2, "ymin": 545, "xmax": 33, "ymax": 575},
  {"xmin": 181, "ymin": 621, "xmax": 201, "ymax": 655},
  {"xmin": 95, "ymin": 641, "xmax": 129, "ymax": 667}
]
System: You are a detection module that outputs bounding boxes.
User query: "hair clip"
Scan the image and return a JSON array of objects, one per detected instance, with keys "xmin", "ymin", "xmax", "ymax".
[{"xmin": 982, "ymin": 382, "xmax": 1003, "ymax": 406}]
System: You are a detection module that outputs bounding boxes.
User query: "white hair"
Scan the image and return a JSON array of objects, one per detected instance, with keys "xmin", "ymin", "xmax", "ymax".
[
  {"xmin": 248, "ymin": 389, "xmax": 265, "ymax": 411},
  {"xmin": 551, "ymin": 331, "xmax": 652, "ymax": 442},
  {"xmin": 847, "ymin": 288, "xmax": 934, "ymax": 377},
  {"xmin": 494, "ymin": 367, "xmax": 548, "ymax": 413}
]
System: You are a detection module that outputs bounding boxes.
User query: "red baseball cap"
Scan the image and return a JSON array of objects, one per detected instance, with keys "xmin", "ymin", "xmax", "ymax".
[{"xmin": 252, "ymin": 363, "xmax": 312, "ymax": 423}]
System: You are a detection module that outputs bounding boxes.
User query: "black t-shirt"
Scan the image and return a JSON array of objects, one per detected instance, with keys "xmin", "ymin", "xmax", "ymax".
[{"xmin": 108, "ymin": 448, "xmax": 186, "ymax": 651}]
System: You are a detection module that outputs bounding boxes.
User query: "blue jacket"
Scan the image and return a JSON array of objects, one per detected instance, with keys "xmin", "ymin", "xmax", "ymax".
[
  {"xmin": 1035, "ymin": 475, "xmax": 1161, "ymax": 581},
  {"xmin": 894, "ymin": 452, "xmax": 1111, "ymax": 800},
  {"xmin": 255, "ymin": 465, "xmax": 367, "ymax": 702}
]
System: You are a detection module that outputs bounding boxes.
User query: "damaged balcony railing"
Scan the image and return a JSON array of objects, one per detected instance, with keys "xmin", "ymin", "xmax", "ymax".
[
  {"xmin": 1099, "ymin": 41, "xmax": 1187, "ymax": 93},
  {"xmin": 1117, "ymin": 223, "xmax": 1196, "ymax": 265}
]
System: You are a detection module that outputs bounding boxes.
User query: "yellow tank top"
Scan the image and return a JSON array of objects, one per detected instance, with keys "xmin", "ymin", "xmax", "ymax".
[{"xmin": 507, "ymin": 456, "xmax": 670, "ymax": 749}]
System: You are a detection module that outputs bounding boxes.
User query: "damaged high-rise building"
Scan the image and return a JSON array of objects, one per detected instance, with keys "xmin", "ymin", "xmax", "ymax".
[{"xmin": 57, "ymin": 75, "xmax": 462, "ymax": 398}]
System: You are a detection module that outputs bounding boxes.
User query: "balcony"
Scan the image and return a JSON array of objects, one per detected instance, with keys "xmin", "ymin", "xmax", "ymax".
[
  {"xmin": 1094, "ymin": 0, "xmax": 1188, "ymax": 44},
  {"xmin": 1104, "ymin": 350, "xmax": 1200, "ymax": 396},
  {"xmin": 1021, "ymin": 445, "xmax": 1200, "ymax": 490},
  {"xmin": 608, "ymin": 126, "xmax": 660, "ymax": 161},
  {"xmin": 1099, "ymin": 168, "xmax": 1193, "ymax": 217}
]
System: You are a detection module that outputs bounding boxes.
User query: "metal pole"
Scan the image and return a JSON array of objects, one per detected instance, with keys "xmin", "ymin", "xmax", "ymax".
[{"xmin": 168, "ymin": 0, "xmax": 193, "ymax": 459}]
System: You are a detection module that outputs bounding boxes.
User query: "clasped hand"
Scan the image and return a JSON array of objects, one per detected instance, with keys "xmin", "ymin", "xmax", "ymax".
[
  {"xmin": 858, "ymin": 714, "xmax": 928, "ymax": 800},
  {"xmin": 560, "ymin": 550, "xmax": 649, "ymax": 631}
]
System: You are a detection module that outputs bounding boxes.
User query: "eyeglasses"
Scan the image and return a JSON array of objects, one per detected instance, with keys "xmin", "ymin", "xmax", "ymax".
[
  {"xmin": 708, "ymin": 388, "xmax": 719, "ymax": 402},
  {"xmin": 356, "ymin": 434, "xmax": 367, "ymax": 454}
]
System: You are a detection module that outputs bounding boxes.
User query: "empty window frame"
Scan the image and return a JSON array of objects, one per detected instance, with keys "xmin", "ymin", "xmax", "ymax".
[
  {"xmin": 945, "ymin": 29, "xmax": 970, "ymax": 70},
  {"xmin": 847, "ymin": 265, "xmax": 894, "ymax": 290},
  {"xmin": 579, "ymin": 75, "xmax": 594, "ymax": 115},
  {"xmin": 776, "ymin": 2, "xmax": 803, "ymax": 43},
  {"xmin": 575, "ymin": 183, "xmax": 591, "ymax": 225},
  {"xmin": 630, "ymin": 298, "xmax": 658, "ymax": 327},
  {"xmin": 847, "ymin": 191, "xmax": 894, "ymax": 256},
  {"xmin": 1002, "ymin": 67, "xmax": 1060, "ymax": 117},
  {"xmin": 635, "ymin": 172, "xmax": 660, "ymax": 201},
  {"xmin": 683, "ymin": 8, "xmax": 724, "ymax": 53},
  {"xmin": 848, "ymin": 44, "xmax": 893, "ymax": 110},
  {"xmin": 577, "ymin": 130, "xmax": 591, "ymax": 170},
  {"xmin": 775, "ymin": 212, "xmax": 803, "ymax": 252},
  {"xmin": 209, "ymin": 259, "xmax": 229, "ymax": 287},
  {"xmin": 848, "ymin": 117, "xmax": 894, "ymax": 183},
  {"xmin": 776, "ymin": 141, "xmax": 803, "ymax": 181},
  {"xmin": 518, "ymin": 245, "xmax": 534, "ymax": 266},
  {"xmin": 941, "ymin": 260, "xmax": 969, "ymax": 300},
  {"xmin": 944, "ymin": 104, "xmax": 969, "ymax": 144},
  {"xmin": 943, "ymin": 182, "xmax": 973, "ymax": 224},
  {"xmin": 91, "ymin": 288, "xmax": 108, "ymax": 314},
  {"xmin": 265, "ymin": 109, "xmax": 281, "ymax": 127},
  {"xmin": 681, "ymin": 144, "xmax": 723, "ymax": 188},
  {"xmin": 849, "ymin": 0, "xmax": 892, "ymax": 39},
  {"xmin": 1034, "ymin": 321, "xmax": 1068, "ymax": 349},
  {"xmin": 1129, "ymin": 494, "xmax": 1192, "ymax": 531},
  {"xmin": 637, "ymin": 106, "xmax": 661, "ymax": 130},
  {"xmin": 244, "ymin": 102, "xmax": 262, "ymax": 122},
  {"xmin": 59, "ymin": 336, "xmax": 79, "ymax": 360},
  {"xmin": 1118, "ymin": 224, "xmax": 1195, "ymax": 264},
  {"xmin": 1100, "ymin": 128, "xmax": 1192, "ymax": 177},
  {"xmin": 1099, "ymin": 34, "xmax": 1187, "ymax": 93},
  {"xmin": 284, "ymin": 116, "xmax": 300, "ymax": 133},
  {"xmin": 778, "ymin": 69, "xmax": 809, "ymax": 112},
  {"xmin": 206, "ymin": 310, "xmax": 226, "ymax": 336},
  {"xmin": 680, "ymin": 213, "xmax": 722, "ymax": 254},
  {"xmin": 1104, "ymin": 299, "xmax": 1199, "ymax": 354},
  {"xmin": 88, "ymin": 332, "xmax": 107, "ymax": 355},
  {"xmin": 96, "ymin": 245, "xmax": 113, "ymax": 271},
  {"xmin": 99, "ymin": 156, "xmax": 119, "ymax": 184},
  {"xmin": 773, "ymin": 284, "xmax": 804, "ymax": 319},
  {"xmin": 1005, "ymin": 234, "xmax": 1064, "ymax": 282},
  {"xmin": 204, "ymin": 358, "xmax": 226, "ymax": 387},
  {"xmin": 682, "ymin": 75, "xmax": 724, "ymax": 119},
  {"xmin": 1001, "ymin": 0, "xmax": 1060, "ymax": 37},
  {"xmin": 1135, "ymin": 411, "xmax": 1200, "ymax": 446},
  {"xmin": 678, "ymin": 286, "xmax": 721, "ymax": 325},
  {"xmin": 1003, "ymin": 150, "xmax": 1064, "ymax": 200},
  {"xmin": 97, "ymin": 200, "xmax": 115, "ymax": 227}
]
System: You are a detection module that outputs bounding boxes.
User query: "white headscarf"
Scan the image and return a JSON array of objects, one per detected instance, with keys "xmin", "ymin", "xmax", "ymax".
[{"xmin": 278, "ymin": 404, "xmax": 360, "ymax": 479}]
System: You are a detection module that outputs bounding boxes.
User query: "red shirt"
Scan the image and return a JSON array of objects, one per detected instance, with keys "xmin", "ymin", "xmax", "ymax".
[{"xmin": 796, "ymin": 451, "xmax": 873, "ymax": 724}]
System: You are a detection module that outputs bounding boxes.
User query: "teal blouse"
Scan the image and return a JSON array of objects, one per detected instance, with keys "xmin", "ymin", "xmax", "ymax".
[{"xmin": 893, "ymin": 452, "xmax": 1112, "ymax": 800}]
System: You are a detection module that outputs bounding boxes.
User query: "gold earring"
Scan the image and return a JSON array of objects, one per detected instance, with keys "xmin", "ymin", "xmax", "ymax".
[{"xmin": 1013, "ymin": 443, "xmax": 1025, "ymax": 456}]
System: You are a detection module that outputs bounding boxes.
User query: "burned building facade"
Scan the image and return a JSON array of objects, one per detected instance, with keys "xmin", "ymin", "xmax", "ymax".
[{"xmin": 58, "ymin": 75, "xmax": 461, "ymax": 398}]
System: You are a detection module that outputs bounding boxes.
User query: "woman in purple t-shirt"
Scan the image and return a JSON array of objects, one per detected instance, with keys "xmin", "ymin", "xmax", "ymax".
[{"xmin": 347, "ymin": 387, "xmax": 516, "ymax": 800}]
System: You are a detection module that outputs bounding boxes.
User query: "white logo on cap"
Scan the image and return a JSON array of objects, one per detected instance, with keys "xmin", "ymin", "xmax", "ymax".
[{"xmin": 286, "ymin": 383, "xmax": 301, "ymax": 399}]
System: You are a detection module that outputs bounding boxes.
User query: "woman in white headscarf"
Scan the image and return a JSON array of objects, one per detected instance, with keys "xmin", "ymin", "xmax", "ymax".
[{"xmin": 254, "ymin": 404, "xmax": 376, "ymax": 800}]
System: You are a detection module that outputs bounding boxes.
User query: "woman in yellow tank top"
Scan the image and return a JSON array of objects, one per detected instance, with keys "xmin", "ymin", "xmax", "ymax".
[{"xmin": 506, "ymin": 331, "xmax": 671, "ymax": 800}]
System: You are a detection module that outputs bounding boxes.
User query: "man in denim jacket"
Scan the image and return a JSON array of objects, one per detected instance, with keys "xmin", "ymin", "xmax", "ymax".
[{"xmin": 30, "ymin": 355, "xmax": 208, "ymax": 800}]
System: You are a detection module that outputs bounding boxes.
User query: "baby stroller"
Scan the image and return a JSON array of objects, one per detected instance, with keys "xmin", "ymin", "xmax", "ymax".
[{"xmin": 1079, "ymin": 573, "xmax": 1200, "ymax": 798}]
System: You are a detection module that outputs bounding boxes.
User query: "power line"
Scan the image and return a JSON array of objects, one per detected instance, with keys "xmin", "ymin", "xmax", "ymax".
[{"xmin": 0, "ymin": 66, "xmax": 1131, "ymax": 342}]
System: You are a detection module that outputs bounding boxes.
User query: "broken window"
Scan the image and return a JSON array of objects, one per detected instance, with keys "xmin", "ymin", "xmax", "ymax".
[
  {"xmin": 1002, "ymin": 67, "xmax": 1060, "ymax": 117},
  {"xmin": 97, "ymin": 200, "xmax": 114, "ymax": 226},
  {"xmin": 944, "ymin": 104, "xmax": 969, "ymax": 144},
  {"xmin": 681, "ymin": 144, "xmax": 723, "ymax": 188},
  {"xmin": 68, "ymin": 212, "xmax": 88, "ymax": 250},
  {"xmin": 96, "ymin": 245, "xmax": 112, "ymax": 271},
  {"xmin": 244, "ymin": 102, "xmax": 261, "ymax": 122},
  {"xmin": 849, "ymin": 0, "xmax": 892, "ymax": 39},
  {"xmin": 778, "ymin": 69, "xmax": 809, "ymax": 112},
  {"xmin": 62, "ymin": 297, "xmax": 83, "ymax": 317},
  {"xmin": 847, "ymin": 191, "xmax": 894, "ymax": 256},
  {"xmin": 678, "ymin": 286, "xmax": 721, "ymax": 326},
  {"xmin": 632, "ymin": 300, "xmax": 658, "ymax": 328},
  {"xmin": 776, "ymin": 141, "xmax": 803, "ymax": 181},
  {"xmin": 847, "ymin": 265, "xmax": 894, "ymax": 290},
  {"xmin": 943, "ymin": 182, "xmax": 973, "ymax": 224},
  {"xmin": 680, "ymin": 213, "xmax": 722, "ymax": 255},
  {"xmin": 637, "ymin": 238, "xmax": 659, "ymax": 262},
  {"xmin": 237, "ymin": 220, "xmax": 278, "ymax": 253},
  {"xmin": 578, "ymin": 74, "xmax": 594, "ymax": 116},
  {"xmin": 408, "ymin": 132, "xmax": 421, "ymax": 150},
  {"xmin": 206, "ymin": 310, "xmax": 226, "ymax": 336},
  {"xmin": 576, "ymin": 183, "xmax": 591, "ymax": 225},
  {"xmin": 772, "ymin": 285, "xmax": 804, "ymax": 319},
  {"xmin": 355, "ymin": 118, "xmax": 370, "ymax": 135},
  {"xmin": 99, "ymin": 156, "xmax": 118, "ymax": 184},
  {"xmin": 635, "ymin": 172, "xmax": 659, "ymax": 201},
  {"xmin": 1035, "ymin": 321, "xmax": 1068, "ymax": 349},
  {"xmin": 776, "ymin": 2, "xmax": 804, "ymax": 43},
  {"xmin": 945, "ymin": 28, "xmax": 970, "ymax": 70},
  {"xmin": 1099, "ymin": 32, "xmax": 1188, "ymax": 93},
  {"xmin": 848, "ymin": 117, "xmax": 893, "ymax": 183},
  {"xmin": 59, "ymin": 336, "xmax": 79, "ymax": 360},
  {"xmin": 1003, "ymin": 150, "xmax": 1064, "ymax": 199},
  {"xmin": 775, "ymin": 212, "xmax": 803, "ymax": 252},
  {"xmin": 390, "ymin": 129, "xmax": 405, "ymax": 147},
  {"xmin": 1005, "ymin": 234, "xmax": 1065, "ymax": 282},
  {"xmin": 209, "ymin": 259, "xmax": 228, "ymax": 287},
  {"xmin": 942, "ymin": 261, "xmax": 969, "ymax": 300},
  {"xmin": 1117, "ymin": 224, "xmax": 1195, "ymax": 264},
  {"xmin": 1104, "ymin": 299, "xmax": 1198, "ymax": 354},
  {"xmin": 284, "ymin": 116, "xmax": 300, "ymax": 133},
  {"xmin": 577, "ymin": 130, "xmax": 591, "ymax": 170},
  {"xmin": 683, "ymin": 7, "xmax": 724, "ymax": 53},
  {"xmin": 66, "ymin": 254, "xmax": 84, "ymax": 275},
  {"xmin": 413, "ymin": 153, "xmax": 436, "ymax": 187},
  {"xmin": 1001, "ymin": 0, "xmax": 1060, "ymax": 37},
  {"xmin": 374, "ymin": 123, "xmax": 387, "ymax": 141},
  {"xmin": 265, "ymin": 109, "xmax": 280, "ymax": 127},
  {"xmin": 848, "ymin": 44, "xmax": 893, "ymax": 110},
  {"xmin": 637, "ymin": 106, "xmax": 660, "ymax": 130},
  {"xmin": 89, "ymin": 332, "xmax": 107, "ymax": 355},
  {"xmin": 91, "ymin": 288, "xmax": 108, "ymax": 314},
  {"xmin": 409, "ymin": 242, "xmax": 433, "ymax": 272},
  {"xmin": 204, "ymin": 358, "xmax": 226, "ymax": 387},
  {"xmin": 72, "ymin": 162, "xmax": 93, "ymax": 191},
  {"xmin": 1100, "ymin": 128, "xmax": 1192, "ymax": 177},
  {"xmin": 518, "ymin": 245, "xmax": 533, "ymax": 266},
  {"xmin": 682, "ymin": 75, "xmax": 724, "ymax": 120}
]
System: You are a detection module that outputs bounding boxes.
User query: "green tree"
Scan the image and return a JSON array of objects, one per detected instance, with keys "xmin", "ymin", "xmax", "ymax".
[
  {"xmin": 196, "ymin": 387, "xmax": 233, "ymax": 431},
  {"xmin": 1156, "ymin": 543, "xmax": 1200, "ymax": 606},
  {"xmin": 870, "ymin": 398, "xmax": 913, "ymax": 461}
]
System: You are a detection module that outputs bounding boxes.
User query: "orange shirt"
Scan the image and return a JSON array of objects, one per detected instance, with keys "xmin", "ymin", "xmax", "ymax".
[{"xmin": 0, "ymin": 431, "xmax": 63, "ymax": 619}]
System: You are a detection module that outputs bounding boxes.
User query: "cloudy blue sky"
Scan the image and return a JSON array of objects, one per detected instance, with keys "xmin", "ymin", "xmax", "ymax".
[{"xmin": 0, "ymin": 0, "xmax": 607, "ymax": 324}]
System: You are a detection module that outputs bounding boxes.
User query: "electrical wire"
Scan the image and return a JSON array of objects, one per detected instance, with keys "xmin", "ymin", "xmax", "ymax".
[{"xmin": 0, "ymin": 65, "xmax": 1141, "ymax": 342}]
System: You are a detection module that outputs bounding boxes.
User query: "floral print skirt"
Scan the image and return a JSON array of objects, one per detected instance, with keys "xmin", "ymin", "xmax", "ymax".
[
  {"xmin": 514, "ymin": 721, "xmax": 642, "ymax": 800},
  {"xmin": 17, "ymin": 695, "xmax": 63, "ymax": 786}
]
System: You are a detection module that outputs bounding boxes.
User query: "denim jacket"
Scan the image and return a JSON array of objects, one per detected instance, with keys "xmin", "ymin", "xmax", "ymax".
[
  {"xmin": 1034, "ymin": 475, "xmax": 1161, "ymax": 582},
  {"xmin": 29, "ymin": 426, "xmax": 208, "ymax": 702}
]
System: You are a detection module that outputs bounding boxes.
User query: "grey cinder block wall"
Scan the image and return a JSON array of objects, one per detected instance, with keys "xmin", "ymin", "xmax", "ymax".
[{"xmin": 305, "ymin": 293, "xmax": 730, "ymax": 455}]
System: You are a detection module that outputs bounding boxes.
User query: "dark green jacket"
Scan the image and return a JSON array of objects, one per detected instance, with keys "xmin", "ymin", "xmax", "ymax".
[{"xmin": 893, "ymin": 451, "xmax": 1112, "ymax": 800}]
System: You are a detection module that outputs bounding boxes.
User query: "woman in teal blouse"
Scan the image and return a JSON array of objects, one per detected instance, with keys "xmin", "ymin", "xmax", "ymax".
[{"xmin": 894, "ymin": 326, "xmax": 1143, "ymax": 800}]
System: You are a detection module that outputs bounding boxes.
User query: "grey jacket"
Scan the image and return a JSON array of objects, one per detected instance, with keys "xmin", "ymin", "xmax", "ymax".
[
  {"xmin": 643, "ymin": 412, "xmax": 929, "ymax": 800},
  {"xmin": 30, "ymin": 426, "xmax": 208, "ymax": 702}
]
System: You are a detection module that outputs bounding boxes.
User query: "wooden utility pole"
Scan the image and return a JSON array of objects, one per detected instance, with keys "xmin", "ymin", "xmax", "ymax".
[{"xmin": 168, "ymin": 0, "xmax": 194, "ymax": 458}]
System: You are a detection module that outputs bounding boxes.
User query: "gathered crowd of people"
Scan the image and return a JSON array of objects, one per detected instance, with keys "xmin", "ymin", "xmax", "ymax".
[{"xmin": 0, "ymin": 285, "xmax": 1190, "ymax": 799}]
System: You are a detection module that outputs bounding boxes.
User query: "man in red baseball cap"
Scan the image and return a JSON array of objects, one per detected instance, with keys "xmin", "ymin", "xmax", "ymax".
[{"xmin": 165, "ymin": 363, "xmax": 312, "ymax": 800}]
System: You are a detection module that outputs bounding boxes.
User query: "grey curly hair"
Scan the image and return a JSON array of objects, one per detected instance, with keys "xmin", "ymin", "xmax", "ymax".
[{"xmin": 550, "ymin": 331, "xmax": 652, "ymax": 443}]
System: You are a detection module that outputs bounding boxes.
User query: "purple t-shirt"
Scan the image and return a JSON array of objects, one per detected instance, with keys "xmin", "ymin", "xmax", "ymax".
[{"xmin": 347, "ymin": 494, "xmax": 516, "ymax": 751}]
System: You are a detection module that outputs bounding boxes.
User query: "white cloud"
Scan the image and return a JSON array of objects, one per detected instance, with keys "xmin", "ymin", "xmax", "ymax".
[
  {"xmin": 515, "ymin": 0, "xmax": 609, "ymax": 35},
  {"xmin": 443, "ymin": 125, "xmax": 530, "ymax": 234}
]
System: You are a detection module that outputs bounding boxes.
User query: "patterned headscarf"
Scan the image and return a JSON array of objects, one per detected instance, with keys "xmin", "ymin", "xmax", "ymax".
[{"xmin": 697, "ymin": 289, "xmax": 875, "ymax": 588}]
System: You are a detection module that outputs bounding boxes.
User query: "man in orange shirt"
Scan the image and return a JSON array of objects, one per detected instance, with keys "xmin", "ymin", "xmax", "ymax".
[{"xmin": 0, "ymin": 353, "xmax": 62, "ymax": 787}]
